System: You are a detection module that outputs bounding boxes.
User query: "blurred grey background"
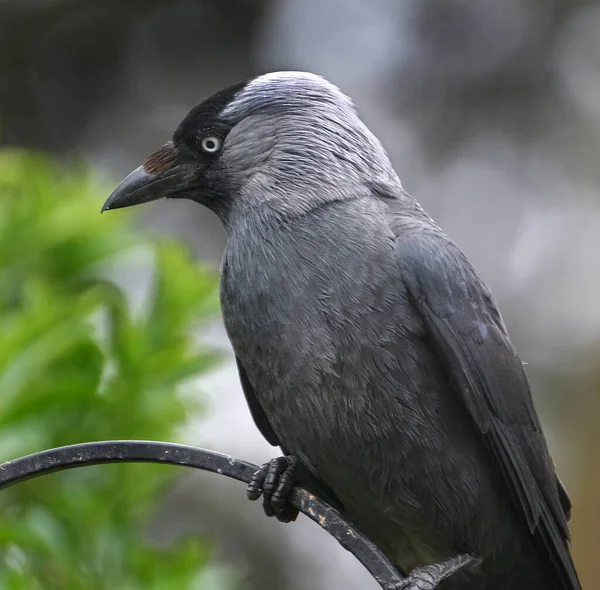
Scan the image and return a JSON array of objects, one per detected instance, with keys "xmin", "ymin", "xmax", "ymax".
[{"xmin": 1, "ymin": 0, "xmax": 599, "ymax": 588}]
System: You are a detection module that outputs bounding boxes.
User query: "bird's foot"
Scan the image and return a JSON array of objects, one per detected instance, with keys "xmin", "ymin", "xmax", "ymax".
[
  {"xmin": 247, "ymin": 455, "xmax": 300, "ymax": 523},
  {"xmin": 386, "ymin": 554, "xmax": 480, "ymax": 590}
]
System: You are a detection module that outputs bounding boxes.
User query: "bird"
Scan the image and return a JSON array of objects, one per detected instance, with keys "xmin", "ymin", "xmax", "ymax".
[{"xmin": 103, "ymin": 71, "xmax": 581, "ymax": 590}]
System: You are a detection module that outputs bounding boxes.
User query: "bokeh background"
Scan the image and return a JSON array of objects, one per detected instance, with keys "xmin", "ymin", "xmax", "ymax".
[{"xmin": 1, "ymin": 0, "xmax": 599, "ymax": 588}]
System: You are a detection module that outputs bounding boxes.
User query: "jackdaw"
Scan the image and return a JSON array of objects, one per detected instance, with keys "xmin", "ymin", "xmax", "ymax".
[{"xmin": 103, "ymin": 71, "xmax": 581, "ymax": 590}]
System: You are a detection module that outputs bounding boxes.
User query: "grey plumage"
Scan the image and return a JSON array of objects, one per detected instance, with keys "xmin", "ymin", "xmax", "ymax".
[{"xmin": 103, "ymin": 71, "xmax": 580, "ymax": 590}]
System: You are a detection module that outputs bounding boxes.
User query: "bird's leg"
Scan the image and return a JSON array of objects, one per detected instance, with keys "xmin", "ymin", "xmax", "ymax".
[
  {"xmin": 387, "ymin": 554, "xmax": 481, "ymax": 590},
  {"xmin": 247, "ymin": 455, "xmax": 300, "ymax": 523}
]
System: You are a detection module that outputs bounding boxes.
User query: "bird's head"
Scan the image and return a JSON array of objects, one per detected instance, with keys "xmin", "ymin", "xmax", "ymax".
[{"xmin": 102, "ymin": 71, "xmax": 400, "ymax": 223}]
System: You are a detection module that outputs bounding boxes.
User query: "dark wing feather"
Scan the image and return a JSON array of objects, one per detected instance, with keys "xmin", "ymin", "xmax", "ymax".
[
  {"xmin": 393, "ymin": 223, "xmax": 580, "ymax": 590},
  {"xmin": 235, "ymin": 356, "xmax": 280, "ymax": 446}
]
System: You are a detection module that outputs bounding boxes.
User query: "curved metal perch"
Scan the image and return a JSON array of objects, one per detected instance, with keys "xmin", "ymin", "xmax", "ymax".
[{"xmin": 0, "ymin": 440, "xmax": 403, "ymax": 589}]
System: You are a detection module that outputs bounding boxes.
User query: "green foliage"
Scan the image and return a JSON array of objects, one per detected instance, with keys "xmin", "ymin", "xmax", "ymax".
[{"xmin": 0, "ymin": 150, "xmax": 225, "ymax": 589}]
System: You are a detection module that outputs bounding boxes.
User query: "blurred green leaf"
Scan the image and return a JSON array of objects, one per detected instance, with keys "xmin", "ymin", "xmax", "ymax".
[{"xmin": 0, "ymin": 149, "xmax": 224, "ymax": 589}]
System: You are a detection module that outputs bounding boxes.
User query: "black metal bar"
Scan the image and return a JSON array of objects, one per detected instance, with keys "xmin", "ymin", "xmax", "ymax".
[{"xmin": 0, "ymin": 440, "xmax": 403, "ymax": 589}]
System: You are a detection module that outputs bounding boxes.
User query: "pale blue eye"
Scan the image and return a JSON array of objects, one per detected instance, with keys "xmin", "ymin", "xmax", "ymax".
[{"xmin": 201, "ymin": 136, "xmax": 221, "ymax": 153}]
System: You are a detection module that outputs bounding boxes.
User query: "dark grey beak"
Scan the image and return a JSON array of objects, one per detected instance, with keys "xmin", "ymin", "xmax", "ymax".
[{"xmin": 102, "ymin": 142, "xmax": 189, "ymax": 212}]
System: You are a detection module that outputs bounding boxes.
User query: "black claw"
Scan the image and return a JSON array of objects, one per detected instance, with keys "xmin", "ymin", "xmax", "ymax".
[
  {"xmin": 246, "ymin": 455, "xmax": 300, "ymax": 523},
  {"xmin": 271, "ymin": 463, "xmax": 297, "ymax": 511},
  {"xmin": 386, "ymin": 554, "xmax": 479, "ymax": 590},
  {"xmin": 247, "ymin": 462, "xmax": 269, "ymax": 501},
  {"xmin": 263, "ymin": 457, "xmax": 288, "ymax": 496}
]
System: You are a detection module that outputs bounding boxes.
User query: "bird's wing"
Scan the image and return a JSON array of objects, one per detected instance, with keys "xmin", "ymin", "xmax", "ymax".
[
  {"xmin": 393, "ymin": 222, "xmax": 580, "ymax": 590},
  {"xmin": 235, "ymin": 356, "xmax": 280, "ymax": 446}
]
